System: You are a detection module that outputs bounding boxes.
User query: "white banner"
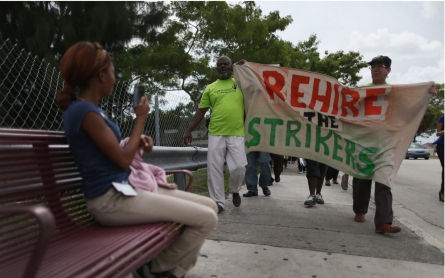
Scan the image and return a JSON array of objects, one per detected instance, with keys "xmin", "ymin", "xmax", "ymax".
[{"xmin": 234, "ymin": 62, "xmax": 433, "ymax": 187}]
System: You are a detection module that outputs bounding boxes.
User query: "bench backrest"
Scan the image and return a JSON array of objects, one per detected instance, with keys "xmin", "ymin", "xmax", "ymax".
[
  {"xmin": 0, "ymin": 128, "xmax": 95, "ymax": 236},
  {"xmin": 0, "ymin": 128, "xmax": 191, "ymax": 278}
]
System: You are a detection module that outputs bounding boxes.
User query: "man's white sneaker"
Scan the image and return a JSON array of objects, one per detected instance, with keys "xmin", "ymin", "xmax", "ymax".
[{"xmin": 304, "ymin": 195, "xmax": 316, "ymax": 206}]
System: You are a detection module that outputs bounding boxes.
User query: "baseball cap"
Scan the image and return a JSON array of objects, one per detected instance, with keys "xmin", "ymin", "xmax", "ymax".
[{"xmin": 367, "ymin": 55, "xmax": 391, "ymax": 67}]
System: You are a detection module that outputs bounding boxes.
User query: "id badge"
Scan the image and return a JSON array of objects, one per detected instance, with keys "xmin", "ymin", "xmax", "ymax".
[{"xmin": 112, "ymin": 182, "xmax": 138, "ymax": 196}]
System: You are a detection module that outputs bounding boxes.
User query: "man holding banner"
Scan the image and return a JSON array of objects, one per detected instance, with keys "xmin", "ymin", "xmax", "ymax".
[
  {"xmin": 353, "ymin": 55, "xmax": 436, "ymax": 234},
  {"xmin": 184, "ymin": 56, "xmax": 247, "ymax": 214},
  {"xmin": 233, "ymin": 56, "xmax": 436, "ymax": 235}
]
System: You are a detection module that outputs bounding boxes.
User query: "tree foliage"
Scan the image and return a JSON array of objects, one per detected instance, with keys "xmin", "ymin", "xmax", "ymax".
[
  {"xmin": 0, "ymin": 1, "xmax": 168, "ymax": 65},
  {"xmin": 115, "ymin": 1, "xmax": 367, "ymax": 109},
  {"xmin": 7, "ymin": 0, "xmax": 440, "ymax": 146},
  {"xmin": 416, "ymin": 83, "xmax": 444, "ymax": 138},
  {"xmin": 0, "ymin": 1, "xmax": 168, "ymax": 130},
  {"xmin": 290, "ymin": 35, "xmax": 368, "ymax": 86}
]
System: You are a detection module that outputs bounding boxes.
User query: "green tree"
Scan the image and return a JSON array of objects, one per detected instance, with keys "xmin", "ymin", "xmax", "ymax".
[
  {"xmin": 0, "ymin": 1, "xmax": 168, "ymax": 65},
  {"xmin": 0, "ymin": 2, "xmax": 168, "ymax": 130},
  {"xmin": 117, "ymin": 1, "xmax": 367, "ymax": 109},
  {"xmin": 416, "ymin": 83, "xmax": 444, "ymax": 139},
  {"xmin": 115, "ymin": 1, "xmax": 295, "ymax": 107},
  {"xmin": 0, "ymin": 2, "xmax": 59, "ymax": 63},
  {"xmin": 289, "ymin": 34, "xmax": 367, "ymax": 86},
  {"xmin": 202, "ymin": 1, "xmax": 294, "ymax": 65}
]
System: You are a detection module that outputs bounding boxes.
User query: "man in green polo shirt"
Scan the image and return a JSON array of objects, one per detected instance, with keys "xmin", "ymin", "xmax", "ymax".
[
  {"xmin": 184, "ymin": 56, "xmax": 247, "ymax": 214},
  {"xmin": 352, "ymin": 55, "xmax": 437, "ymax": 234}
]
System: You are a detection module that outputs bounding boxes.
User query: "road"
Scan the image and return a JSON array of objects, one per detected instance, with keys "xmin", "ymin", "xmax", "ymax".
[
  {"xmin": 187, "ymin": 158, "xmax": 444, "ymax": 278},
  {"xmin": 392, "ymin": 158, "xmax": 444, "ymax": 252}
]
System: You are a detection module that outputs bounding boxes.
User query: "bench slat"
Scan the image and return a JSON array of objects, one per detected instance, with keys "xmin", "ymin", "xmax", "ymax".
[
  {"xmin": 1, "ymin": 223, "xmax": 183, "ymax": 278},
  {"xmin": 0, "ymin": 128, "xmax": 189, "ymax": 278}
]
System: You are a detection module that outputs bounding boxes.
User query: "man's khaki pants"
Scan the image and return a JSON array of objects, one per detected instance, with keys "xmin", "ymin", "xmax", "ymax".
[{"xmin": 207, "ymin": 135, "xmax": 247, "ymax": 208}]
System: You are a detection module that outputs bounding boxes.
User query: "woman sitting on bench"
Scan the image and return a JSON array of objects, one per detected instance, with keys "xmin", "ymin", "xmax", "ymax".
[{"xmin": 56, "ymin": 41, "xmax": 218, "ymax": 278}]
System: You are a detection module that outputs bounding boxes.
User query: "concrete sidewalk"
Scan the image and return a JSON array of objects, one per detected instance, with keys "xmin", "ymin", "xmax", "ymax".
[{"xmin": 187, "ymin": 163, "xmax": 444, "ymax": 278}]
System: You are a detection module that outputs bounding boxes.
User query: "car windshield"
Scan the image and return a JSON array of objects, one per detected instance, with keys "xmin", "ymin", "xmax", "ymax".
[{"xmin": 410, "ymin": 143, "xmax": 425, "ymax": 149}]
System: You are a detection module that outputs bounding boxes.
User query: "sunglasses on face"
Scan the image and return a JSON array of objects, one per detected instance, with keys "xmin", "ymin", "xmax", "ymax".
[{"xmin": 369, "ymin": 64, "xmax": 387, "ymax": 70}]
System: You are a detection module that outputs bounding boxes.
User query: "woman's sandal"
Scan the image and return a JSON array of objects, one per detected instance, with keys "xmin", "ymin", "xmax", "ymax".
[{"xmin": 325, "ymin": 180, "xmax": 331, "ymax": 186}]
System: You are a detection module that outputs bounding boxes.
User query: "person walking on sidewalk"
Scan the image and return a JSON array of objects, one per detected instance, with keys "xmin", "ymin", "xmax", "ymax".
[
  {"xmin": 325, "ymin": 166, "xmax": 339, "ymax": 186},
  {"xmin": 243, "ymin": 152, "xmax": 272, "ymax": 197},
  {"xmin": 184, "ymin": 56, "xmax": 247, "ymax": 214},
  {"xmin": 269, "ymin": 153, "xmax": 284, "ymax": 185},
  {"xmin": 283, "ymin": 155, "xmax": 289, "ymax": 169},
  {"xmin": 433, "ymin": 114, "xmax": 444, "ymax": 202},
  {"xmin": 303, "ymin": 159, "xmax": 327, "ymax": 206},
  {"xmin": 352, "ymin": 55, "xmax": 437, "ymax": 234},
  {"xmin": 341, "ymin": 173, "xmax": 349, "ymax": 190},
  {"xmin": 298, "ymin": 157, "xmax": 307, "ymax": 174}
]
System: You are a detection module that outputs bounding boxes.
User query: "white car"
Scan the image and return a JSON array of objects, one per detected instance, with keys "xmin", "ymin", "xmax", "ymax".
[{"xmin": 405, "ymin": 143, "xmax": 430, "ymax": 160}]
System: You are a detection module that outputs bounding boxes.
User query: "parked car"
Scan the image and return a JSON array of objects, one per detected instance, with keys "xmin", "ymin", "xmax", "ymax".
[{"xmin": 405, "ymin": 143, "xmax": 430, "ymax": 160}]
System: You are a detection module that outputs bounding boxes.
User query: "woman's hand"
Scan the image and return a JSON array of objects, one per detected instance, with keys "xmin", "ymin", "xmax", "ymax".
[
  {"xmin": 157, "ymin": 181, "xmax": 178, "ymax": 190},
  {"xmin": 135, "ymin": 96, "xmax": 149, "ymax": 119},
  {"xmin": 139, "ymin": 135, "xmax": 154, "ymax": 153}
]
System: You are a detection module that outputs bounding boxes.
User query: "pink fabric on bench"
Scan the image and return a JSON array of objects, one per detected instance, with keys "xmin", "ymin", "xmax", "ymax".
[{"xmin": 119, "ymin": 137, "xmax": 168, "ymax": 193}]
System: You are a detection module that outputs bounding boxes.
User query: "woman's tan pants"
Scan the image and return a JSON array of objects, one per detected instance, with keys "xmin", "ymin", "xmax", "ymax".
[{"xmin": 86, "ymin": 187, "xmax": 218, "ymax": 278}]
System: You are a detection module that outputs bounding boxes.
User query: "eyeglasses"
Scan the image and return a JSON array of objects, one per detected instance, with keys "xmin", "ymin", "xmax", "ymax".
[{"xmin": 369, "ymin": 64, "xmax": 387, "ymax": 70}]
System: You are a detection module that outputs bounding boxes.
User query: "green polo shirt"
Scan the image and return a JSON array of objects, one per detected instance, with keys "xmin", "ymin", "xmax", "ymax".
[
  {"xmin": 199, "ymin": 78, "xmax": 245, "ymax": 136},
  {"xmin": 360, "ymin": 82, "xmax": 388, "ymax": 87}
]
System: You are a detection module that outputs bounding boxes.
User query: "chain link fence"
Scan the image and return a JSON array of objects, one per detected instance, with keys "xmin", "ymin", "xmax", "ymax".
[{"xmin": 0, "ymin": 36, "xmax": 209, "ymax": 147}]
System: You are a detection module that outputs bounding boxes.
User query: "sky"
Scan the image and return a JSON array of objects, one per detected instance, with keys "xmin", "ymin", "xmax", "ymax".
[
  {"xmin": 251, "ymin": 1, "xmax": 444, "ymax": 86},
  {"xmin": 241, "ymin": 1, "xmax": 444, "ymax": 143}
]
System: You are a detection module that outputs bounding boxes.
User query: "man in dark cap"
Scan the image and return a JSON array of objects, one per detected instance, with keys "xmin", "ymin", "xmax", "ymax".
[
  {"xmin": 365, "ymin": 55, "xmax": 392, "ymax": 85},
  {"xmin": 352, "ymin": 55, "xmax": 437, "ymax": 234}
]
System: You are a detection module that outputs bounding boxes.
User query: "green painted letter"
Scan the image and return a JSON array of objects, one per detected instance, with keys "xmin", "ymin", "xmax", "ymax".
[
  {"xmin": 332, "ymin": 132, "xmax": 343, "ymax": 162},
  {"xmin": 305, "ymin": 124, "xmax": 312, "ymax": 148},
  {"xmin": 264, "ymin": 118, "xmax": 284, "ymax": 147},
  {"xmin": 286, "ymin": 121, "xmax": 302, "ymax": 147},
  {"xmin": 344, "ymin": 139, "xmax": 356, "ymax": 169},
  {"xmin": 245, "ymin": 117, "xmax": 261, "ymax": 148},
  {"xmin": 356, "ymin": 147, "xmax": 379, "ymax": 175},
  {"xmin": 315, "ymin": 126, "xmax": 332, "ymax": 155}
]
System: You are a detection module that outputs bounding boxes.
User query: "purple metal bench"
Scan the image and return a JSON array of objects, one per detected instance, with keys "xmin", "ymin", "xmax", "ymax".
[{"xmin": 0, "ymin": 128, "xmax": 193, "ymax": 278}]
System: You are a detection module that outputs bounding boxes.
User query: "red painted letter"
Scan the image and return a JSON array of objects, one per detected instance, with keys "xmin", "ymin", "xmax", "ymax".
[
  {"xmin": 340, "ymin": 88, "xmax": 360, "ymax": 117},
  {"xmin": 331, "ymin": 84, "xmax": 340, "ymax": 115},
  {"xmin": 364, "ymin": 88, "xmax": 386, "ymax": 116},
  {"xmin": 263, "ymin": 71, "xmax": 285, "ymax": 101},
  {"xmin": 290, "ymin": 75, "xmax": 310, "ymax": 108},
  {"xmin": 308, "ymin": 79, "xmax": 331, "ymax": 113}
]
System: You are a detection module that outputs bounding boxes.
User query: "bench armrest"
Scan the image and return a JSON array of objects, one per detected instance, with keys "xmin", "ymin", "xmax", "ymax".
[
  {"xmin": 0, "ymin": 205, "xmax": 56, "ymax": 278},
  {"xmin": 165, "ymin": 169, "xmax": 194, "ymax": 191}
]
